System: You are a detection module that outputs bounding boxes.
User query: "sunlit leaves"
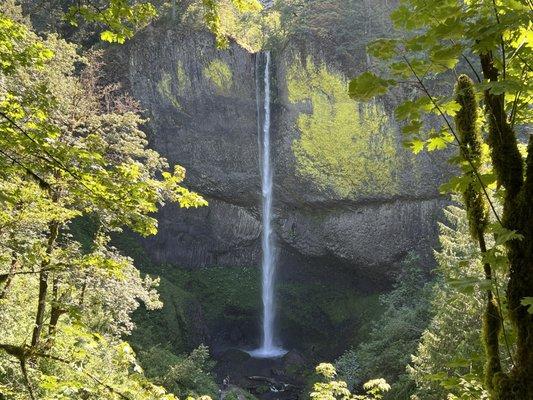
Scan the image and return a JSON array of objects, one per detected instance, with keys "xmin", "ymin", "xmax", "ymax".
[
  {"xmin": 312, "ymin": 363, "xmax": 390, "ymax": 400},
  {"xmin": 436, "ymin": 99, "xmax": 460, "ymax": 117},
  {"xmin": 100, "ymin": 30, "xmax": 123, "ymax": 43},
  {"xmin": 348, "ymin": 72, "xmax": 395, "ymax": 101},
  {"xmin": 395, "ymin": 97, "xmax": 433, "ymax": 121},
  {"xmin": 367, "ymin": 39, "xmax": 398, "ymax": 60},
  {"xmin": 521, "ymin": 297, "xmax": 533, "ymax": 314},
  {"xmin": 231, "ymin": 0, "xmax": 262, "ymax": 12},
  {"xmin": 390, "ymin": 5, "xmax": 419, "ymax": 31},
  {"xmin": 202, "ymin": 0, "xmax": 262, "ymax": 48},
  {"xmin": 65, "ymin": 0, "xmax": 157, "ymax": 44},
  {"xmin": 202, "ymin": 0, "xmax": 228, "ymax": 48},
  {"xmin": 447, "ymin": 276, "xmax": 492, "ymax": 295},
  {"xmin": 489, "ymin": 223, "xmax": 523, "ymax": 246},
  {"xmin": 426, "ymin": 131, "xmax": 454, "ymax": 151},
  {"xmin": 350, "ymin": 0, "xmax": 532, "ymax": 164},
  {"xmin": 64, "ymin": 0, "xmax": 263, "ymax": 47},
  {"xmin": 315, "ymin": 363, "xmax": 337, "ymax": 379},
  {"xmin": 0, "ymin": 12, "xmax": 208, "ymax": 399},
  {"xmin": 440, "ymin": 175, "xmax": 473, "ymax": 194},
  {"xmin": 479, "ymin": 78, "xmax": 528, "ymax": 96},
  {"xmin": 404, "ymin": 131, "xmax": 454, "ymax": 154},
  {"xmin": 408, "ymin": 204, "xmax": 498, "ymax": 399},
  {"xmin": 406, "ymin": 138, "xmax": 425, "ymax": 154},
  {"xmin": 429, "ymin": 44, "xmax": 462, "ymax": 71},
  {"xmin": 0, "ymin": 13, "xmax": 54, "ymax": 74}
]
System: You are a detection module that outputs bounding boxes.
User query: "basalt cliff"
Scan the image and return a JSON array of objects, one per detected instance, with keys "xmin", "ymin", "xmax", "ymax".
[{"xmin": 107, "ymin": 4, "xmax": 452, "ymax": 355}]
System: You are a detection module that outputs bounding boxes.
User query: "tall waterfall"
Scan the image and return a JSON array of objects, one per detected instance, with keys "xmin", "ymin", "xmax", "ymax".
[{"xmin": 250, "ymin": 52, "xmax": 287, "ymax": 358}]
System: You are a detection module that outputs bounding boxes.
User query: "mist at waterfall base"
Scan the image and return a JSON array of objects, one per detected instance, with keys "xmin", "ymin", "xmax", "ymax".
[{"xmin": 248, "ymin": 52, "xmax": 287, "ymax": 359}]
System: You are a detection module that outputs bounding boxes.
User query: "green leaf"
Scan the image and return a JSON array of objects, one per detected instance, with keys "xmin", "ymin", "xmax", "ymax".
[
  {"xmin": 348, "ymin": 72, "xmax": 395, "ymax": 101},
  {"xmin": 520, "ymin": 297, "xmax": 533, "ymax": 314},
  {"xmin": 231, "ymin": 0, "xmax": 262, "ymax": 12},
  {"xmin": 447, "ymin": 277, "xmax": 492, "ymax": 294},
  {"xmin": 439, "ymin": 175, "xmax": 474, "ymax": 194},
  {"xmin": 395, "ymin": 97, "xmax": 432, "ymax": 121},
  {"xmin": 100, "ymin": 30, "xmax": 118, "ymax": 43},
  {"xmin": 390, "ymin": 5, "xmax": 426, "ymax": 30},
  {"xmin": 426, "ymin": 131, "xmax": 454, "ymax": 151},
  {"xmin": 490, "ymin": 224, "xmax": 524, "ymax": 246},
  {"xmin": 433, "ymin": 17, "xmax": 465, "ymax": 40},
  {"xmin": 447, "ymin": 358, "xmax": 471, "ymax": 368},
  {"xmin": 438, "ymin": 100, "xmax": 461, "ymax": 117},
  {"xmin": 405, "ymin": 138, "xmax": 425, "ymax": 154},
  {"xmin": 429, "ymin": 44, "xmax": 462, "ymax": 70},
  {"xmin": 479, "ymin": 79, "xmax": 526, "ymax": 95},
  {"xmin": 479, "ymin": 172, "xmax": 497, "ymax": 188},
  {"xmin": 367, "ymin": 39, "xmax": 398, "ymax": 60},
  {"xmin": 401, "ymin": 119, "xmax": 423, "ymax": 135}
]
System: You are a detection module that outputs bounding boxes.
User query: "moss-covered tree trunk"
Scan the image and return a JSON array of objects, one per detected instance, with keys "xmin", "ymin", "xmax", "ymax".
[
  {"xmin": 479, "ymin": 51, "xmax": 533, "ymax": 400},
  {"xmin": 454, "ymin": 74, "xmax": 503, "ymax": 394}
]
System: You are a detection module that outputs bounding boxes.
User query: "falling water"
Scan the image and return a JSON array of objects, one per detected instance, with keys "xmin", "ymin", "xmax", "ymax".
[{"xmin": 249, "ymin": 52, "xmax": 287, "ymax": 359}]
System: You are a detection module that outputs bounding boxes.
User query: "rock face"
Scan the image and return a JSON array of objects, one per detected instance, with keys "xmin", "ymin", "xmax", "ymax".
[{"xmin": 109, "ymin": 20, "xmax": 451, "ymax": 285}]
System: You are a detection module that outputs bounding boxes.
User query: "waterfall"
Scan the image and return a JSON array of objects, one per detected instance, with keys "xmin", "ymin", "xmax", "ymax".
[{"xmin": 249, "ymin": 52, "xmax": 287, "ymax": 359}]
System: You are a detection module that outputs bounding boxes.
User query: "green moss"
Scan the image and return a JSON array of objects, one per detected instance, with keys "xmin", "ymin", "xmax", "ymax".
[
  {"xmin": 176, "ymin": 60, "xmax": 189, "ymax": 93},
  {"xmin": 288, "ymin": 57, "xmax": 399, "ymax": 197},
  {"xmin": 224, "ymin": 387, "xmax": 259, "ymax": 400},
  {"xmin": 278, "ymin": 281, "xmax": 383, "ymax": 353},
  {"xmin": 157, "ymin": 72, "xmax": 181, "ymax": 109},
  {"xmin": 454, "ymin": 74, "xmax": 489, "ymax": 241},
  {"xmin": 129, "ymin": 274, "xmax": 194, "ymax": 352},
  {"xmin": 186, "ymin": 266, "xmax": 260, "ymax": 322},
  {"xmin": 203, "ymin": 59, "xmax": 233, "ymax": 94}
]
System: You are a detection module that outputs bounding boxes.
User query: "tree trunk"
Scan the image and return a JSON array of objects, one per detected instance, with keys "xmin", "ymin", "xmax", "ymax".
[
  {"xmin": 0, "ymin": 252, "xmax": 18, "ymax": 300},
  {"xmin": 479, "ymin": 51, "xmax": 533, "ymax": 400},
  {"xmin": 31, "ymin": 221, "xmax": 60, "ymax": 347},
  {"xmin": 48, "ymin": 275, "xmax": 65, "ymax": 337}
]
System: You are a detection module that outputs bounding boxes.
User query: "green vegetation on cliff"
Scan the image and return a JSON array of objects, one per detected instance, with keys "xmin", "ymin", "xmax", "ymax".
[
  {"xmin": 203, "ymin": 59, "xmax": 234, "ymax": 94},
  {"xmin": 288, "ymin": 57, "xmax": 398, "ymax": 197}
]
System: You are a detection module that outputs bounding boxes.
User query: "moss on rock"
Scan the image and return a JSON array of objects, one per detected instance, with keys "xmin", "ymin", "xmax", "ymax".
[
  {"xmin": 204, "ymin": 59, "xmax": 233, "ymax": 94},
  {"xmin": 288, "ymin": 57, "xmax": 398, "ymax": 197}
]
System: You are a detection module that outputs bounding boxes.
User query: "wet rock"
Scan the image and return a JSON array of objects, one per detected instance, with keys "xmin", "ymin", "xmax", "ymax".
[
  {"xmin": 219, "ymin": 348, "xmax": 252, "ymax": 364},
  {"xmin": 282, "ymin": 350, "xmax": 306, "ymax": 371}
]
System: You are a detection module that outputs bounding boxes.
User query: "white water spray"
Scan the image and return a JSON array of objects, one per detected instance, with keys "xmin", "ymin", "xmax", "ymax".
[{"xmin": 249, "ymin": 52, "xmax": 287, "ymax": 359}]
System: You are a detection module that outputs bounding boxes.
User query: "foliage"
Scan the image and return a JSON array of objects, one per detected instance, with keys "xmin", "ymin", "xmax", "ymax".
[
  {"xmin": 273, "ymin": 0, "xmax": 395, "ymax": 70},
  {"xmin": 142, "ymin": 344, "xmax": 219, "ymax": 399},
  {"xmin": 347, "ymin": 1, "xmax": 532, "ymax": 397},
  {"xmin": 223, "ymin": 387, "xmax": 258, "ymax": 400},
  {"xmin": 203, "ymin": 59, "xmax": 233, "ymax": 94},
  {"xmin": 288, "ymin": 56, "xmax": 398, "ymax": 197},
  {"xmin": 0, "ymin": 8, "xmax": 208, "ymax": 399},
  {"xmin": 126, "ymin": 257, "xmax": 383, "ymax": 363},
  {"xmin": 65, "ymin": 0, "xmax": 158, "ymax": 43},
  {"xmin": 21, "ymin": 0, "xmax": 262, "ymax": 48},
  {"xmin": 336, "ymin": 254, "xmax": 431, "ymax": 399},
  {"xmin": 347, "ymin": 0, "xmax": 531, "ymax": 161},
  {"xmin": 311, "ymin": 363, "xmax": 390, "ymax": 400},
  {"xmin": 198, "ymin": 0, "xmax": 262, "ymax": 48},
  {"xmin": 408, "ymin": 204, "xmax": 512, "ymax": 399}
]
